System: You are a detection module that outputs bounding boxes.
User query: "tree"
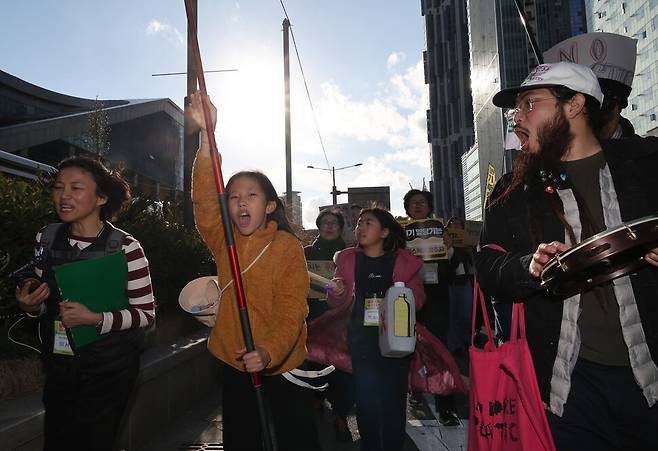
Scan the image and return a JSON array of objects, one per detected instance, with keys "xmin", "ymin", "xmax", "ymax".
[{"xmin": 86, "ymin": 97, "xmax": 111, "ymax": 157}]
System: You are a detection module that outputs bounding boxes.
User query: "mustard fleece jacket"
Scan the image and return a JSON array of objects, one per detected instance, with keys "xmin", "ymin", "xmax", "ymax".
[{"xmin": 192, "ymin": 151, "xmax": 309, "ymax": 374}]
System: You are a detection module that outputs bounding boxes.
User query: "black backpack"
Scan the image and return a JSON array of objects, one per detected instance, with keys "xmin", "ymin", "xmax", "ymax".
[{"xmin": 39, "ymin": 222, "xmax": 126, "ymax": 260}]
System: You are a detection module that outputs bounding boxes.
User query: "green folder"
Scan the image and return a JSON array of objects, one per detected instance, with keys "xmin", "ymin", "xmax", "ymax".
[{"xmin": 54, "ymin": 251, "xmax": 129, "ymax": 348}]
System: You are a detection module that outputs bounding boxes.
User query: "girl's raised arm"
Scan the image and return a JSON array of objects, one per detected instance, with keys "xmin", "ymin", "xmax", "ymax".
[{"xmin": 189, "ymin": 92, "xmax": 225, "ymax": 255}]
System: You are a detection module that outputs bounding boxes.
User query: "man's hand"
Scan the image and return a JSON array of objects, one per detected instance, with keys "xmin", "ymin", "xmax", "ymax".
[
  {"xmin": 236, "ymin": 346, "xmax": 272, "ymax": 373},
  {"xmin": 645, "ymin": 246, "xmax": 658, "ymax": 268},
  {"xmin": 444, "ymin": 232, "xmax": 453, "ymax": 249},
  {"xmin": 60, "ymin": 302, "xmax": 102, "ymax": 328},
  {"xmin": 529, "ymin": 241, "xmax": 569, "ymax": 279}
]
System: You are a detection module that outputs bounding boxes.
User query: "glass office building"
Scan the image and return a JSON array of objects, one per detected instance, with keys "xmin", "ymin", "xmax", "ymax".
[{"xmin": 422, "ymin": 0, "xmax": 475, "ymax": 220}]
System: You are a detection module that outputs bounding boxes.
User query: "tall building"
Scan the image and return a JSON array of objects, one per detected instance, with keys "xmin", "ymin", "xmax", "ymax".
[
  {"xmin": 421, "ymin": 0, "xmax": 475, "ymax": 220},
  {"xmin": 464, "ymin": 0, "xmax": 586, "ymax": 220},
  {"xmin": 585, "ymin": 0, "xmax": 658, "ymax": 135},
  {"xmin": 347, "ymin": 186, "xmax": 391, "ymax": 210},
  {"xmin": 0, "ymin": 70, "xmax": 184, "ymax": 200}
]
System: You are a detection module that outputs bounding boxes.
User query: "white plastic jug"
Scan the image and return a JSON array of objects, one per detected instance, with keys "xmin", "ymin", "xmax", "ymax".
[{"xmin": 379, "ymin": 281, "xmax": 416, "ymax": 357}]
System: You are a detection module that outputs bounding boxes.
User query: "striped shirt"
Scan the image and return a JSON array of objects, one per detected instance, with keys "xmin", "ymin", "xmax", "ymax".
[{"xmin": 33, "ymin": 229, "xmax": 155, "ymax": 334}]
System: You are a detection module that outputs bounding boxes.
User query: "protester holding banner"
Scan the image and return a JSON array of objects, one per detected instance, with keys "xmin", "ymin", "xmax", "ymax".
[
  {"xmin": 304, "ymin": 208, "xmax": 354, "ymax": 442},
  {"xmin": 15, "ymin": 156, "xmax": 154, "ymax": 451},
  {"xmin": 402, "ymin": 189, "xmax": 461, "ymax": 426}
]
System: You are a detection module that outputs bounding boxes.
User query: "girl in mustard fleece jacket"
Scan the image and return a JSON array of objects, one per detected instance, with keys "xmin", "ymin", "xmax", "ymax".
[{"xmin": 188, "ymin": 92, "xmax": 320, "ymax": 451}]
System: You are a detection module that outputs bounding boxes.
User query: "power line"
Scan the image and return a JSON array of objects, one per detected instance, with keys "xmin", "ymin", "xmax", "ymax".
[{"xmin": 278, "ymin": 0, "xmax": 331, "ymax": 170}]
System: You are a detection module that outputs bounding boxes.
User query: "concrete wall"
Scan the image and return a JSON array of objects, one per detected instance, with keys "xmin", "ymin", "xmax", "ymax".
[{"xmin": 0, "ymin": 330, "xmax": 221, "ymax": 451}]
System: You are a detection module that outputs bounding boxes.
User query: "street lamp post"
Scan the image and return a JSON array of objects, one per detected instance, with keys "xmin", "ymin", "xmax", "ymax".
[{"xmin": 307, "ymin": 163, "xmax": 363, "ymax": 205}]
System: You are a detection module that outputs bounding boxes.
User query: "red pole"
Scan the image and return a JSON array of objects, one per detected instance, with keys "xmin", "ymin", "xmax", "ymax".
[{"xmin": 182, "ymin": 2, "xmax": 276, "ymax": 449}]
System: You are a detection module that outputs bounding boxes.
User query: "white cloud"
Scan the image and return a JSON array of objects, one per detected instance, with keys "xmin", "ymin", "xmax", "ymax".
[
  {"xmin": 387, "ymin": 51, "xmax": 406, "ymax": 69},
  {"xmin": 296, "ymin": 56, "xmax": 431, "ymax": 224},
  {"xmin": 317, "ymin": 82, "xmax": 407, "ymax": 143},
  {"xmin": 389, "ymin": 60, "xmax": 426, "ymax": 110},
  {"xmin": 145, "ymin": 19, "xmax": 184, "ymax": 46}
]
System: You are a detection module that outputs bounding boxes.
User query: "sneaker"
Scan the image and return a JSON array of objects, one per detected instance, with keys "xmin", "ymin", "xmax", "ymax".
[
  {"xmin": 334, "ymin": 415, "xmax": 353, "ymax": 442},
  {"xmin": 438, "ymin": 408, "xmax": 461, "ymax": 427}
]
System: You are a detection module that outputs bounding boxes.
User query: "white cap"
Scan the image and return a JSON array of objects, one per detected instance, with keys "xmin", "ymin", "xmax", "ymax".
[
  {"xmin": 493, "ymin": 62, "xmax": 604, "ymax": 108},
  {"xmin": 394, "ymin": 281, "xmax": 405, "ymax": 287},
  {"xmin": 178, "ymin": 276, "xmax": 220, "ymax": 327}
]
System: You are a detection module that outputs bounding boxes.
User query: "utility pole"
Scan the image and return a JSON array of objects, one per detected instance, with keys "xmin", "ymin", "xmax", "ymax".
[
  {"xmin": 331, "ymin": 167, "xmax": 338, "ymax": 205},
  {"xmin": 283, "ymin": 18, "xmax": 292, "ymax": 208},
  {"xmin": 183, "ymin": 0, "xmax": 198, "ymax": 228}
]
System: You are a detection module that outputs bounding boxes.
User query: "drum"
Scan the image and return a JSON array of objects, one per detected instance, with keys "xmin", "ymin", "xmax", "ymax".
[{"xmin": 541, "ymin": 215, "xmax": 658, "ymax": 297}]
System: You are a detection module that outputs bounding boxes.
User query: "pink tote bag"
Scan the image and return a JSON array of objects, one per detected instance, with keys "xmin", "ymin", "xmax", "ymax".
[{"xmin": 468, "ymin": 246, "xmax": 555, "ymax": 451}]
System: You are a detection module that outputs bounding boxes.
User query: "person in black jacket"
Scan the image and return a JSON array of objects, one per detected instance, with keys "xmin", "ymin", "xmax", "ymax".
[
  {"xmin": 475, "ymin": 62, "xmax": 658, "ymax": 450},
  {"xmin": 444, "ymin": 216, "xmax": 473, "ymax": 355},
  {"xmin": 403, "ymin": 189, "xmax": 460, "ymax": 426},
  {"xmin": 305, "ymin": 208, "xmax": 347, "ymax": 320}
]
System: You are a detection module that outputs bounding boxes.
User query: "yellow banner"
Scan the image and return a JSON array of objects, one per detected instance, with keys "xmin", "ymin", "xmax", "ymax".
[
  {"xmin": 400, "ymin": 218, "xmax": 447, "ymax": 261},
  {"xmin": 483, "ymin": 163, "xmax": 496, "ymax": 209}
]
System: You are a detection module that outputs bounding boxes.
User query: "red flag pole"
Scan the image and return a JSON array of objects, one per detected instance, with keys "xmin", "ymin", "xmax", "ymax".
[{"xmin": 183, "ymin": 2, "xmax": 276, "ymax": 449}]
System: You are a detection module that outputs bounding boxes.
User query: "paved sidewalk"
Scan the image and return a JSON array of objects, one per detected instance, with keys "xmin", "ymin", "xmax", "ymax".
[{"xmin": 135, "ymin": 391, "xmax": 467, "ymax": 451}]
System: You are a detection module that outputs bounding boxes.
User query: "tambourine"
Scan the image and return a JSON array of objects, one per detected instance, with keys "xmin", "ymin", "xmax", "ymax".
[{"xmin": 541, "ymin": 215, "xmax": 658, "ymax": 297}]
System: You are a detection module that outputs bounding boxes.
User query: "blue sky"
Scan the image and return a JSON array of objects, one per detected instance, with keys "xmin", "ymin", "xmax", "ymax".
[{"xmin": 2, "ymin": 1, "xmax": 429, "ymax": 227}]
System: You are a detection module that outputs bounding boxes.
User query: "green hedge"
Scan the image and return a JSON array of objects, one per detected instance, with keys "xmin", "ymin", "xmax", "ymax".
[
  {"xmin": 0, "ymin": 174, "xmax": 57, "ymax": 320},
  {"xmin": 0, "ymin": 173, "xmax": 214, "ymax": 321}
]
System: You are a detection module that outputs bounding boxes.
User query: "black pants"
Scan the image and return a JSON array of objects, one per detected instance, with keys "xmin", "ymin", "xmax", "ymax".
[
  {"xmin": 326, "ymin": 368, "xmax": 355, "ymax": 417},
  {"xmin": 221, "ymin": 363, "xmax": 321, "ymax": 451},
  {"xmin": 42, "ymin": 356, "xmax": 139, "ymax": 451},
  {"xmin": 352, "ymin": 356, "xmax": 410, "ymax": 451},
  {"xmin": 548, "ymin": 358, "xmax": 658, "ymax": 451}
]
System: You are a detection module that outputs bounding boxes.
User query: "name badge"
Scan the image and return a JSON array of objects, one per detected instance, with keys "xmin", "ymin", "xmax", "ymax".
[
  {"xmin": 363, "ymin": 295, "xmax": 381, "ymax": 327},
  {"xmin": 53, "ymin": 320, "xmax": 74, "ymax": 355}
]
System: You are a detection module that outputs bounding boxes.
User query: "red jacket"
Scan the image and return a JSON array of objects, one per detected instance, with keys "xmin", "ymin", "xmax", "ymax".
[{"xmin": 307, "ymin": 246, "xmax": 466, "ymax": 395}]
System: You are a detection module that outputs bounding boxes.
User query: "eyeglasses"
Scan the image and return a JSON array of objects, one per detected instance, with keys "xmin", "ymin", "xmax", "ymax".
[
  {"xmin": 320, "ymin": 220, "xmax": 340, "ymax": 228},
  {"xmin": 505, "ymin": 97, "xmax": 556, "ymax": 122}
]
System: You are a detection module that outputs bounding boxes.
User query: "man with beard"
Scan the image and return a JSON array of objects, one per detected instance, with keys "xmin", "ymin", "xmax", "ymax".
[{"xmin": 475, "ymin": 62, "xmax": 658, "ymax": 449}]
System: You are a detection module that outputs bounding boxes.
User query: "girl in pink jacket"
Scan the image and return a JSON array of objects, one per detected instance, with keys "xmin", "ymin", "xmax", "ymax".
[{"xmin": 312, "ymin": 207, "xmax": 425, "ymax": 451}]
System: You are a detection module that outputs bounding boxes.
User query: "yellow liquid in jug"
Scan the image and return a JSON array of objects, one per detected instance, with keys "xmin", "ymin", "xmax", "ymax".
[{"xmin": 394, "ymin": 294, "xmax": 410, "ymax": 337}]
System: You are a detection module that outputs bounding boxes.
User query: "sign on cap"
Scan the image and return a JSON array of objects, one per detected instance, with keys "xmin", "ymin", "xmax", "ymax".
[{"xmin": 544, "ymin": 32, "xmax": 637, "ymax": 88}]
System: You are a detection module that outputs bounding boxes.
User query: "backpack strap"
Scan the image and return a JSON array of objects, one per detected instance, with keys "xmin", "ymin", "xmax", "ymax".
[
  {"xmin": 40, "ymin": 222, "xmax": 129, "ymax": 259},
  {"xmin": 39, "ymin": 223, "xmax": 65, "ymax": 253},
  {"xmin": 104, "ymin": 223, "xmax": 128, "ymax": 255}
]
